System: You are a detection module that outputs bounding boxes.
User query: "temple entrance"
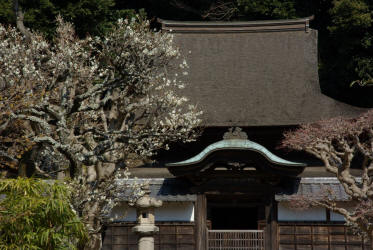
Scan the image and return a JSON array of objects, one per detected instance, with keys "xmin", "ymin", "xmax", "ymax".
[
  {"xmin": 206, "ymin": 197, "xmax": 265, "ymax": 249},
  {"xmin": 166, "ymin": 128, "xmax": 306, "ymax": 249},
  {"xmin": 209, "ymin": 206, "xmax": 258, "ymax": 229},
  {"xmin": 207, "ymin": 198, "xmax": 263, "ymax": 230}
]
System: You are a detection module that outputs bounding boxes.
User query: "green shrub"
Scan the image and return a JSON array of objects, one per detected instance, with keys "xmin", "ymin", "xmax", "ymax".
[{"xmin": 0, "ymin": 178, "xmax": 87, "ymax": 250}]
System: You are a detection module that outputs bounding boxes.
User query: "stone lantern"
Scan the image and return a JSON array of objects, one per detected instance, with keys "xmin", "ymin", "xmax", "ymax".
[{"xmin": 132, "ymin": 183, "xmax": 162, "ymax": 250}]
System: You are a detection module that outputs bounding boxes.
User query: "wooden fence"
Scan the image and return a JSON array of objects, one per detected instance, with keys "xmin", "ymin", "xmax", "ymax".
[
  {"xmin": 102, "ymin": 222, "xmax": 195, "ymax": 250},
  {"xmin": 208, "ymin": 230, "xmax": 265, "ymax": 250},
  {"xmin": 278, "ymin": 223, "xmax": 370, "ymax": 250}
]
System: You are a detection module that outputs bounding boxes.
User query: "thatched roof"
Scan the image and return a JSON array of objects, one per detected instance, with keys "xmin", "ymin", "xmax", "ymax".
[{"xmin": 159, "ymin": 17, "xmax": 366, "ymax": 126}]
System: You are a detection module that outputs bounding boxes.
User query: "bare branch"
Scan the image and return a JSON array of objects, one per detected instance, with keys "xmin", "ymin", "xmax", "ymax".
[
  {"xmin": 282, "ymin": 110, "xmax": 373, "ymax": 237},
  {"xmin": 202, "ymin": 1, "xmax": 239, "ymax": 20}
]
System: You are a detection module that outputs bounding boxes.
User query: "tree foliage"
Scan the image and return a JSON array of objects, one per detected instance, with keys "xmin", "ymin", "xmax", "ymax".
[
  {"xmin": 282, "ymin": 110, "xmax": 373, "ymax": 241},
  {"xmin": 236, "ymin": 0, "xmax": 297, "ymax": 19},
  {"xmin": 0, "ymin": 0, "xmax": 144, "ymax": 38},
  {"xmin": 0, "ymin": 178, "xmax": 87, "ymax": 250}
]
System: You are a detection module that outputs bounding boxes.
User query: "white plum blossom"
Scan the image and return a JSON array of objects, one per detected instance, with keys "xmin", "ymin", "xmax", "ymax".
[{"xmin": 0, "ymin": 16, "xmax": 202, "ymax": 249}]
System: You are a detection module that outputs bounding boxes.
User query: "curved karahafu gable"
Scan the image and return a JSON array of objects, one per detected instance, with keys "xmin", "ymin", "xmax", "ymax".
[
  {"xmin": 159, "ymin": 18, "xmax": 366, "ymax": 126},
  {"xmin": 167, "ymin": 139, "xmax": 305, "ymax": 167},
  {"xmin": 166, "ymin": 130, "xmax": 306, "ymax": 178}
]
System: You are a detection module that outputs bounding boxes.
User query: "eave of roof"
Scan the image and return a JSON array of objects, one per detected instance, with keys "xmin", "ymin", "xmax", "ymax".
[
  {"xmin": 158, "ymin": 16, "xmax": 314, "ymax": 33},
  {"xmin": 166, "ymin": 139, "xmax": 306, "ymax": 168},
  {"xmin": 275, "ymin": 177, "xmax": 352, "ymax": 202},
  {"xmin": 116, "ymin": 178, "xmax": 196, "ymax": 202}
]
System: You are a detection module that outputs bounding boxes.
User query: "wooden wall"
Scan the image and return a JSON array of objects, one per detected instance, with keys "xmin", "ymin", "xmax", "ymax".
[
  {"xmin": 102, "ymin": 222, "xmax": 195, "ymax": 250},
  {"xmin": 278, "ymin": 223, "xmax": 370, "ymax": 250}
]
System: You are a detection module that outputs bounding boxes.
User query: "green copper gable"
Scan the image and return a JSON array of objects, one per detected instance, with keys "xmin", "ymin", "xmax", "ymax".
[{"xmin": 166, "ymin": 139, "xmax": 306, "ymax": 167}]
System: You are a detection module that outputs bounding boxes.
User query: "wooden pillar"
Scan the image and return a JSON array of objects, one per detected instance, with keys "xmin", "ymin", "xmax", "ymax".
[
  {"xmin": 271, "ymin": 200, "xmax": 278, "ymax": 249},
  {"xmin": 265, "ymin": 203, "xmax": 271, "ymax": 250},
  {"xmin": 265, "ymin": 198, "xmax": 278, "ymax": 250},
  {"xmin": 195, "ymin": 194, "xmax": 207, "ymax": 250}
]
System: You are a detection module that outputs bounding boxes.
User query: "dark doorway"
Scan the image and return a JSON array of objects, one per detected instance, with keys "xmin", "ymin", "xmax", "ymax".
[{"xmin": 208, "ymin": 205, "xmax": 259, "ymax": 230}]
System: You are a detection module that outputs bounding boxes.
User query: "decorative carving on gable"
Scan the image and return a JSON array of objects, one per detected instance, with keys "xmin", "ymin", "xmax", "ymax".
[{"xmin": 223, "ymin": 127, "xmax": 248, "ymax": 140}]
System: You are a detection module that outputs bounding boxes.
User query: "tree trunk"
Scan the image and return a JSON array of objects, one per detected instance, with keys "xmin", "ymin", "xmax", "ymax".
[
  {"xmin": 369, "ymin": 231, "xmax": 373, "ymax": 250},
  {"xmin": 84, "ymin": 202, "xmax": 102, "ymax": 250},
  {"xmin": 84, "ymin": 217, "xmax": 102, "ymax": 250},
  {"xmin": 13, "ymin": 0, "xmax": 31, "ymax": 42},
  {"xmin": 84, "ymin": 233, "xmax": 102, "ymax": 250}
]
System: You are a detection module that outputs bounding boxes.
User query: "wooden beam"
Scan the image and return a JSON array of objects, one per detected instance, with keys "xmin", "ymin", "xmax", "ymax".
[
  {"xmin": 191, "ymin": 183, "xmax": 275, "ymax": 194},
  {"xmin": 195, "ymin": 194, "xmax": 207, "ymax": 250}
]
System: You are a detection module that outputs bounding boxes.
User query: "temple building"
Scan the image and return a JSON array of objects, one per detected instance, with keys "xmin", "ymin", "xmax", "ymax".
[{"xmin": 103, "ymin": 17, "xmax": 368, "ymax": 250}]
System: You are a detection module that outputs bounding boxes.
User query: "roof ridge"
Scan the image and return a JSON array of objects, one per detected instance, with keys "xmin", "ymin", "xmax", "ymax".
[{"xmin": 158, "ymin": 16, "xmax": 314, "ymax": 33}]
